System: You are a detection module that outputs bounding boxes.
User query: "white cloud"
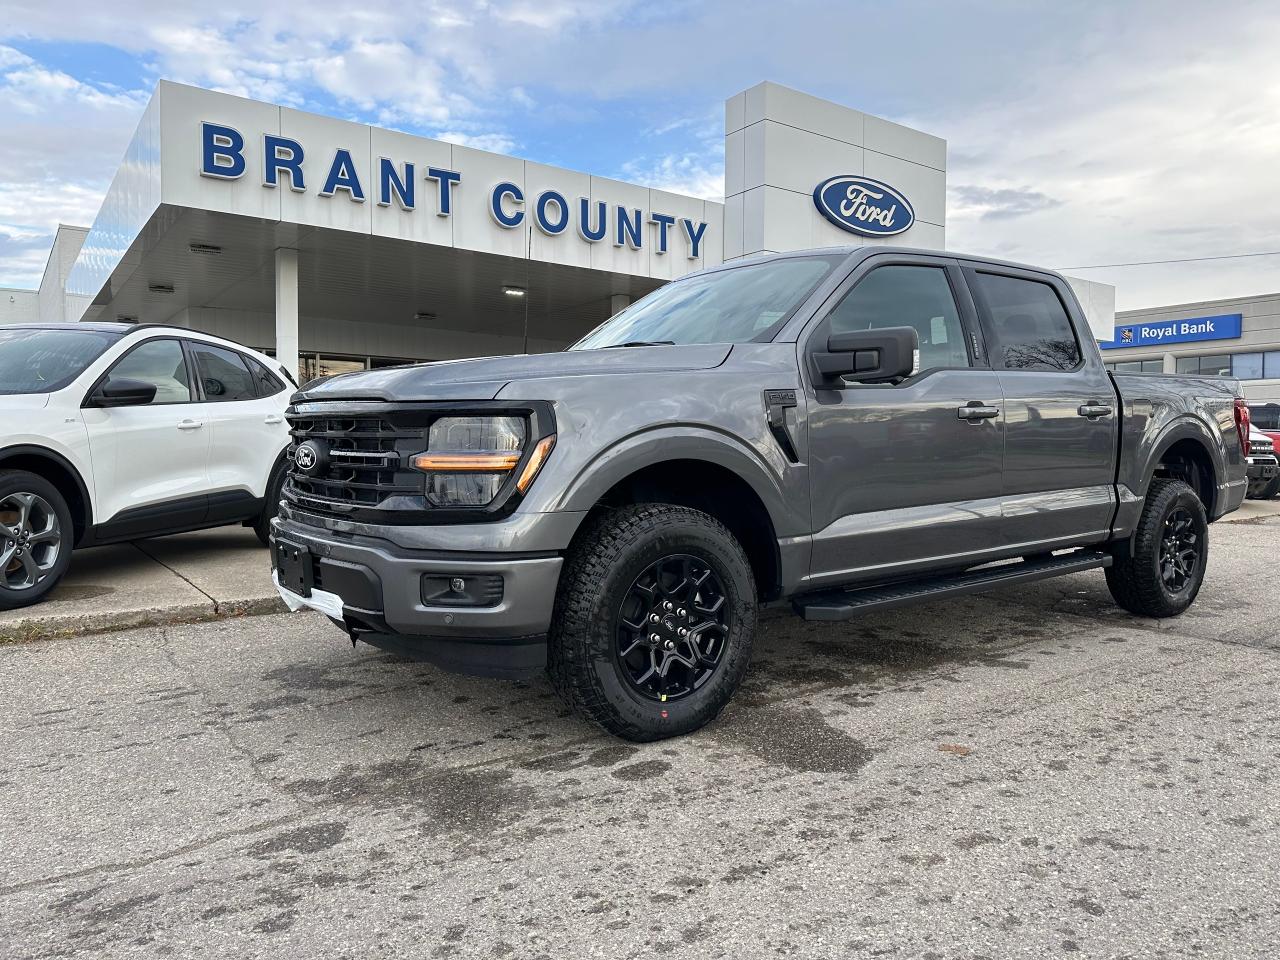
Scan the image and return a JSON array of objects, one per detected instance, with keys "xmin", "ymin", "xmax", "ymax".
[
  {"xmin": 434, "ymin": 130, "xmax": 519, "ymax": 154},
  {"xmin": 619, "ymin": 153, "xmax": 724, "ymax": 202}
]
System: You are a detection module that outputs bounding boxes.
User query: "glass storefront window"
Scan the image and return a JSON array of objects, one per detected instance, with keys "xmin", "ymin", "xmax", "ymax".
[
  {"xmin": 1264, "ymin": 351, "xmax": 1280, "ymax": 379},
  {"xmin": 1175, "ymin": 356, "xmax": 1199, "ymax": 373},
  {"xmin": 1231, "ymin": 353, "xmax": 1264, "ymax": 380}
]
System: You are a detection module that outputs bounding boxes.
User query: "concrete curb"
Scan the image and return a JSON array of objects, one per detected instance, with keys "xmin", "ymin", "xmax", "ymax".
[{"xmin": 0, "ymin": 596, "xmax": 290, "ymax": 645}]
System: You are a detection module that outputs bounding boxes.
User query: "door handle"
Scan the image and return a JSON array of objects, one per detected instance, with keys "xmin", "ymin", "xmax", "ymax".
[
  {"xmin": 1077, "ymin": 403, "xmax": 1113, "ymax": 419},
  {"xmin": 264, "ymin": 415, "xmax": 284, "ymax": 425},
  {"xmin": 957, "ymin": 402, "xmax": 1000, "ymax": 421},
  {"xmin": 177, "ymin": 420, "xmax": 204, "ymax": 431}
]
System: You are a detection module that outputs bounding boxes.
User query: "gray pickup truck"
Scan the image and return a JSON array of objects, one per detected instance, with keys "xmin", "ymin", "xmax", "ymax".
[{"xmin": 271, "ymin": 246, "xmax": 1249, "ymax": 741}]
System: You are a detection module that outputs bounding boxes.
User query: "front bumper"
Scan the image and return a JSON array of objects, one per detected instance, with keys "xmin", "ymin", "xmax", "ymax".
[
  {"xmin": 1247, "ymin": 455, "xmax": 1278, "ymax": 482},
  {"xmin": 270, "ymin": 515, "xmax": 564, "ymax": 678}
]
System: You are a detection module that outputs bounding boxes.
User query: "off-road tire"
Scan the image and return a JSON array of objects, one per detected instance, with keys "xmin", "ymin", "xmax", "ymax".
[
  {"xmin": 1105, "ymin": 478, "xmax": 1207, "ymax": 618},
  {"xmin": 253, "ymin": 456, "xmax": 288, "ymax": 546},
  {"xmin": 0, "ymin": 470, "xmax": 74, "ymax": 611},
  {"xmin": 547, "ymin": 503, "xmax": 757, "ymax": 741}
]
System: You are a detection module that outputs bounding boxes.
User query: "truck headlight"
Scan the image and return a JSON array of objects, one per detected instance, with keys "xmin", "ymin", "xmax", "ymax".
[{"xmin": 411, "ymin": 416, "xmax": 553, "ymax": 506}]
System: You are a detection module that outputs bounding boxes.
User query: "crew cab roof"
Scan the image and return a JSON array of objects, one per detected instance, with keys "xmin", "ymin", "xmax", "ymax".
[{"xmin": 705, "ymin": 244, "xmax": 1067, "ymax": 279}]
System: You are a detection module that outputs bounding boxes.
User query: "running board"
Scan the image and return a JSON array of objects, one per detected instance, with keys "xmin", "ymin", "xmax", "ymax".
[{"xmin": 793, "ymin": 550, "xmax": 1113, "ymax": 622}]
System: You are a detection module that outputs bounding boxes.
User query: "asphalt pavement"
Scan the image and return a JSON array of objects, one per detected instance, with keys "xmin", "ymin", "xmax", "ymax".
[{"xmin": 2, "ymin": 507, "xmax": 1278, "ymax": 959}]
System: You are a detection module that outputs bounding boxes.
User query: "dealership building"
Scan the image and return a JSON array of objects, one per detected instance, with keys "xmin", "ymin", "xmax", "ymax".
[{"xmin": 2, "ymin": 78, "xmax": 1134, "ymax": 383}]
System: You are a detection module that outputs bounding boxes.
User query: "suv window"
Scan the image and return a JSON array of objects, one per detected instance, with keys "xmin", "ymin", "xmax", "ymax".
[
  {"xmin": 105, "ymin": 338, "xmax": 191, "ymax": 404},
  {"xmin": 246, "ymin": 356, "xmax": 286, "ymax": 397},
  {"xmin": 971, "ymin": 272, "xmax": 1081, "ymax": 372},
  {"xmin": 826, "ymin": 265, "xmax": 970, "ymax": 373},
  {"xmin": 189, "ymin": 342, "xmax": 256, "ymax": 401}
]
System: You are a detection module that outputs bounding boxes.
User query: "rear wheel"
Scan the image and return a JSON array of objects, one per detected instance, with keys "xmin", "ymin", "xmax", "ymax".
[
  {"xmin": 1106, "ymin": 478, "xmax": 1207, "ymax": 618},
  {"xmin": 548, "ymin": 503, "xmax": 757, "ymax": 741},
  {"xmin": 0, "ymin": 471, "xmax": 73, "ymax": 611}
]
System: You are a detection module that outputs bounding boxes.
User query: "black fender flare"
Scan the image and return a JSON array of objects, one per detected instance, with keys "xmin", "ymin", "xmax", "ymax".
[{"xmin": 553, "ymin": 426, "xmax": 800, "ymax": 535}]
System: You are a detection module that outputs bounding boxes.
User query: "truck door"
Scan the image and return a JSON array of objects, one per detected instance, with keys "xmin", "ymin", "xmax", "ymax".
[
  {"xmin": 963, "ymin": 266, "xmax": 1118, "ymax": 550},
  {"xmin": 803, "ymin": 255, "xmax": 1007, "ymax": 588}
]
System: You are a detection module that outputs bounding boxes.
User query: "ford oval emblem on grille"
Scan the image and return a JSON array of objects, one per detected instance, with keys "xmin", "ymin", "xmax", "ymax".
[
  {"xmin": 812, "ymin": 175, "xmax": 915, "ymax": 237},
  {"xmin": 293, "ymin": 440, "xmax": 324, "ymax": 475}
]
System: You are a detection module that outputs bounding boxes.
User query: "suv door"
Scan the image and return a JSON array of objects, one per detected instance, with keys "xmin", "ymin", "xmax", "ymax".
[
  {"xmin": 185, "ymin": 340, "xmax": 289, "ymax": 523},
  {"xmin": 81, "ymin": 337, "xmax": 211, "ymax": 531},
  {"xmin": 964, "ymin": 266, "xmax": 1118, "ymax": 550},
  {"xmin": 803, "ymin": 255, "xmax": 1006, "ymax": 587}
]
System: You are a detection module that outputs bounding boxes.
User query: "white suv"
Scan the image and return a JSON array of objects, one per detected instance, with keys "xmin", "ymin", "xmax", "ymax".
[{"xmin": 0, "ymin": 322, "xmax": 295, "ymax": 610}]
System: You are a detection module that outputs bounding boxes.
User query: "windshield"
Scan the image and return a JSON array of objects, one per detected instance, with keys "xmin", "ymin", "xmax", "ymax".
[
  {"xmin": 571, "ymin": 255, "xmax": 845, "ymax": 349},
  {"xmin": 0, "ymin": 328, "xmax": 121, "ymax": 395}
]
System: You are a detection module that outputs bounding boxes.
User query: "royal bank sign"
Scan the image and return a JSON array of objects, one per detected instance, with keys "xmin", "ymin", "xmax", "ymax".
[
  {"xmin": 1100, "ymin": 313, "xmax": 1243, "ymax": 350},
  {"xmin": 200, "ymin": 122, "xmax": 709, "ymax": 258}
]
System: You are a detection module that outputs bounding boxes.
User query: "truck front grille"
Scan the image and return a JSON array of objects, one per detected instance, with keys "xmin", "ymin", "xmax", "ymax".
[
  {"xmin": 1250, "ymin": 440, "xmax": 1274, "ymax": 455},
  {"xmin": 285, "ymin": 412, "xmax": 426, "ymax": 518}
]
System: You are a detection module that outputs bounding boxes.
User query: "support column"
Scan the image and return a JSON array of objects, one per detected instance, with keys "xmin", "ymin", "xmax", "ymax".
[
  {"xmin": 610, "ymin": 294, "xmax": 630, "ymax": 316},
  {"xmin": 275, "ymin": 247, "xmax": 300, "ymax": 382}
]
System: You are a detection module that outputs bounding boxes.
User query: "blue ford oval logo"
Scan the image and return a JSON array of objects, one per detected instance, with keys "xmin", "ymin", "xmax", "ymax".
[{"xmin": 812, "ymin": 175, "xmax": 915, "ymax": 237}]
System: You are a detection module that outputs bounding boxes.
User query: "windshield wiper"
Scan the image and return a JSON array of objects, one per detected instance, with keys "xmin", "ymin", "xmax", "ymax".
[{"xmin": 601, "ymin": 340, "xmax": 675, "ymax": 348}]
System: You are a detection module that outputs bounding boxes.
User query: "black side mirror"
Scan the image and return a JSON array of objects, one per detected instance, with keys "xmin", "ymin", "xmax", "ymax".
[
  {"xmin": 812, "ymin": 327, "xmax": 918, "ymax": 385},
  {"xmin": 89, "ymin": 377, "xmax": 158, "ymax": 408}
]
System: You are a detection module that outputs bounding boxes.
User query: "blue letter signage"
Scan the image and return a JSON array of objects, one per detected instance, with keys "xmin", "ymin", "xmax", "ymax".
[
  {"xmin": 1100, "ymin": 314, "xmax": 1243, "ymax": 350},
  {"xmin": 196, "ymin": 121, "xmax": 710, "ymax": 259},
  {"xmin": 813, "ymin": 175, "xmax": 914, "ymax": 237}
]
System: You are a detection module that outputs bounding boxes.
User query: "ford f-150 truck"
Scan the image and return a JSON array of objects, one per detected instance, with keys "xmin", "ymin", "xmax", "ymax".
[{"xmin": 271, "ymin": 246, "xmax": 1249, "ymax": 741}]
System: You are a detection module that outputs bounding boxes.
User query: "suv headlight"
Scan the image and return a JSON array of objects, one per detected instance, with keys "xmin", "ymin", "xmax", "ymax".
[{"xmin": 410, "ymin": 416, "xmax": 555, "ymax": 506}]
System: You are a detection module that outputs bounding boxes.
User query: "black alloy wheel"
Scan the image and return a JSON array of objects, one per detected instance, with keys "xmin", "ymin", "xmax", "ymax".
[
  {"xmin": 1158, "ymin": 507, "xmax": 1199, "ymax": 594},
  {"xmin": 616, "ymin": 554, "xmax": 731, "ymax": 702},
  {"xmin": 1105, "ymin": 478, "xmax": 1207, "ymax": 618},
  {"xmin": 547, "ymin": 502, "xmax": 757, "ymax": 741}
]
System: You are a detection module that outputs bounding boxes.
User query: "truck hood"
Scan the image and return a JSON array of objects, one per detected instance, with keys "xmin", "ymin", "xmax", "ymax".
[{"xmin": 293, "ymin": 344, "xmax": 732, "ymax": 402}]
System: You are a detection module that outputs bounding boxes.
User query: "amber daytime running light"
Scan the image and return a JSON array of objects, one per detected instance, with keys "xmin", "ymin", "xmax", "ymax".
[{"xmin": 409, "ymin": 435, "xmax": 556, "ymax": 493}]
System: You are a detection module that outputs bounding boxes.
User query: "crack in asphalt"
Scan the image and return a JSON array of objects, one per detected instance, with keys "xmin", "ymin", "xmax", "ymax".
[{"xmin": 0, "ymin": 814, "xmax": 302, "ymax": 898}]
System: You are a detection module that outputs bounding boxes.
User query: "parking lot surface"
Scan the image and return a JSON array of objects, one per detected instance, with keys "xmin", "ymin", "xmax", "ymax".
[{"xmin": 2, "ymin": 511, "xmax": 1279, "ymax": 959}]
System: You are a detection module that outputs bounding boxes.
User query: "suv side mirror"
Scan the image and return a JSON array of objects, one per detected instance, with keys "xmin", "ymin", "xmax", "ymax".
[
  {"xmin": 812, "ymin": 327, "xmax": 918, "ymax": 385},
  {"xmin": 89, "ymin": 377, "xmax": 158, "ymax": 408}
]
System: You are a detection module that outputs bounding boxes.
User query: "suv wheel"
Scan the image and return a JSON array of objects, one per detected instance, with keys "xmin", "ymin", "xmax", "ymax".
[
  {"xmin": 1105, "ymin": 478, "xmax": 1207, "ymax": 618},
  {"xmin": 0, "ymin": 471, "xmax": 74, "ymax": 611},
  {"xmin": 548, "ymin": 503, "xmax": 757, "ymax": 741}
]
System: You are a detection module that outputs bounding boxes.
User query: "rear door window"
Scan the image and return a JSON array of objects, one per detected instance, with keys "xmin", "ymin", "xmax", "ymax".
[
  {"xmin": 188, "ymin": 342, "xmax": 257, "ymax": 401},
  {"xmin": 970, "ymin": 272, "xmax": 1082, "ymax": 372}
]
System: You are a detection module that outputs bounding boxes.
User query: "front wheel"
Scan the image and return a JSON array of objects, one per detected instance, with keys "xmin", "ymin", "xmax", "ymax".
[
  {"xmin": 548, "ymin": 503, "xmax": 757, "ymax": 741},
  {"xmin": 253, "ymin": 456, "xmax": 288, "ymax": 547},
  {"xmin": 0, "ymin": 471, "xmax": 74, "ymax": 611},
  {"xmin": 1106, "ymin": 478, "xmax": 1207, "ymax": 618}
]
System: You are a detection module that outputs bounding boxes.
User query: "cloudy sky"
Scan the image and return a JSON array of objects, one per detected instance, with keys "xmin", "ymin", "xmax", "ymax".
[{"xmin": 0, "ymin": 0, "xmax": 1277, "ymax": 309}]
